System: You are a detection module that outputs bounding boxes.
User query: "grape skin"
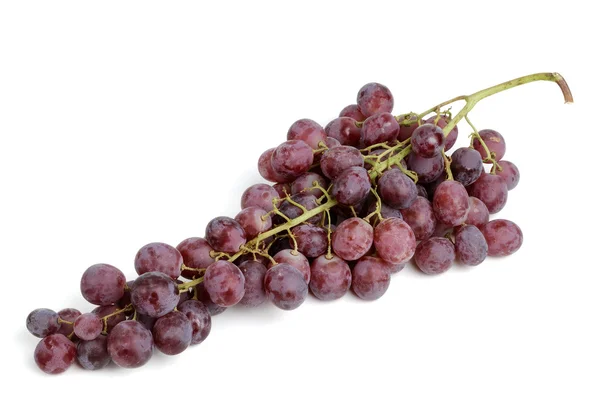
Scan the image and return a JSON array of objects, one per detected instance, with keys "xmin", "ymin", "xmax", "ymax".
[
  {"xmin": 235, "ymin": 206, "xmax": 272, "ymax": 239},
  {"xmin": 57, "ymin": 308, "xmax": 81, "ymax": 337},
  {"xmin": 320, "ymin": 145, "xmax": 364, "ymax": 180},
  {"xmin": 291, "ymin": 172, "xmax": 328, "ymax": 199},
  {"xmin": 411, "ymin": 123, "xmax": 445, "ymax": 158},
  {"xmin": 237, "ymin": 261, "xmax": 268, "ymax": 307},
  {"xmin": 203, "ymin": 260, "xmax": 245, "ymax": 307},
  {"xmin": 357, "ymin": 255, "xmax": 404, "ymax": 275},
  {"xmin": 241, "ymin": 183, "xmax": 280, "ymax": 211},
  {"xmin": 378, "ymin": 168, "xmax": 418, "ymax": 209},
  {"xmin": 92, "ymin": 304, "xmax": 126, "ymax": 333},
  {"xmin": 397, "ymin": 114, "xmax": 421, "ymax": 142},
  {"xmin": 454, "ymin": 225, "xmax": 488, "ymax": 266},
  {"xmin": 153, "ymin": 311, "xmax": 193, "ymax": 356},
  {"xmin": 450, "ymin": 147, "xmax": 483, "ymax": 187},
  {"xmin": 357, "ymin": 82, "xmax": 394, "ymax": 117},
  {"xmin": 332, "ymin": 166, "xmax": 371, "ymax": 206},
  {"xmin": 425, "ymin": 115, "xmax": 458, "ymax": 151},
  {"xmin": 34, "ymin": 334, "xmax": 77, "ymax": 374},
  {"xmin": 80, "ymin": 263, "xmax": 126, "ymax": 306},
  {"xmin": 178, "ymin": 300, "xmax": 212, "ymax": 344},
  {"xmin": 465, "ymin": 197, "xmax": 490, "ymax": 229},
  {"xmin": 205, "ymin": 216, "xmax": 247, "ymax": 253},
  {"xmin": 481, "ymin": 219, "xmax": 523, "ymax": 256},
  {"xmin": 73, "ymin": 313, "xmax": 103, "ymax": 341},
  {"xmin": 26, "ymin": 308, "xmax": 60, "ymax": 338},
  {"xmin": 287, "ymin": 118, "xmax": 327, "ymax": 150},
  {"xmin": 496, "ymin": 160, "xmax": 520, "ymax": 190},
  {"xmin": 108, "ymin": 320, "xmax": 154, "ymax": 368},
  {"xmin": 77, "ymin": 335, "xmax": 111, "ymax": 370},
  {"xmin": 325, "ymin": 117, "xmax": 362, "ymax": 147},
  {"xmin": 468, "ymin": 173, "xmax": 508, "ymax": 214},
  {"xmin": 373, "ymin": 218, "xmax": 416, "ymax": 264},
  {"xmin": 352, "ymin": 257, "xmax": 391, "ymax": 300},
  {"xmin": 367, "ymin": 200, "xmax": 403, "ymax": 223},
  {"xmin": 339, "ymin": 104, "xmax": 366, "ymax": 122},
  {"xmin": 258, "ymin": 148, "xmax": 288, "ymax": 183},
  {"xmin": 473, "ymin": 129, "xmax": 506, "ymax": 162},
  {"xmin": 332, "ymin": 217, "xmax": 374, "ymax": 261},
  {"xmin": 271, "ymin": 140, "xmax": 314, "ymax": 179},
  {"xmin": 400, "ymin": 196, "xmax": 437, "ymax": 241},
  {"xmin": 291, "ymin": 224, "xmax": 328, "ymax": 260},
  {"xmin": 176, "ymin": 237, "xmax": 215, "ymax": 279},
  {"xmin": 264, "ymin": 264, "xmax": 308, "ymax": 310},
  {"xmin": 309, "ymin": 255, "xmax": 351, "ymax": 301},
  {"xmin": 406, "ymin": 152, "xmax": 444, "ymax": 184},
  {"xmin": 195, "ymin": 282, "xmax": 227, "ymax": 316},
  {"xmin": 273, "ymin": 249, "xmax": 311, "ymax": 283},
  {"xmin": 131, "ymin": 272, "xmax": 180, "ymax": 318},
  {"xmin": 134, "ymin": 242, "xmax": 183, "ymax": 280},
  {"xmin": 414, "ymin": 237, "xmax": 455, "ymax": 275},
  {"xmin": 432, "ymin": 180, "xmax": 470, "ymax": 226},
  {"xmin": 361, "ymin": 112, "xmax": 400, "ymax": 147}
]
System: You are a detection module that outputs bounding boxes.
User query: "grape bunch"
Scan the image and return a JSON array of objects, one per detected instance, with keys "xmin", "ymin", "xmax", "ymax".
[{"xmin": 25, "ymin": 73, "xmax": 572, "ymax": 374}]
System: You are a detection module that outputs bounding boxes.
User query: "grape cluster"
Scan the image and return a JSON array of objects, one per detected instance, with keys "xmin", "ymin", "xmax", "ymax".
[{"xmin": 28, "ymin": 76, "xmax": 561, "ymax": 375}]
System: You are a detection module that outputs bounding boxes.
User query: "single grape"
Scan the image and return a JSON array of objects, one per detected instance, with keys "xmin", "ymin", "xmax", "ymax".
[
  {"xmin": 134, "ymin": 242, "xmax": 182, "ymax": 280},
  {"xmin": 287, "ymin": 118, "xmax": 327, "ymax": 150},
  {"xmin": 323, "ymin": 137, "xmax": 341, "ymax": 151},
  {"xmin": 195, "ymin": 282, "xmax": 227, "ymax": 316},
  {"xmin": 271, "ymin": 140, "xmax": 314, "ymax": 179},
  {"xmin": 425, "ymin": 115, "xmax": 458, "ymax": 151},
  {"xmin": 273, "ymin": 182, "xmax": 291, "ymax": 198},
  {"xmin": 468, "ymin": 173, "xmax": 508, "ymax": 214},
  {"xmin": 339, "ymin": 104, "xmax": 366, "ymax": 122},
  {"xmin": 357, "ymin": 82, "xmax": 394, "ymax": 117},
  {"xmin": 73, "ymin": 313, "xmax": 103, "ymax": 341},
  {"xmin": 325, "ymin": 117, "xmax": 362, "ymax": 147},
  {"xmin": 320, "ymin": 145, "xmax": 364, "ymax": 180},
  {"xmin": 131, "ymin": 272, "xmax": 180, "ymax": 318},
  {"xmin": 264, "ymin": 264, "xmax": 308, "ymax": 310},
  {"xmin": 92, "ymin": 304, "xmax": 126, "ymax": 333},
  {"xmin": 152, "ymin": 311, "xmax": 193, "ymax": 356},
  {"xmin": 406, "ymin": 152, "xmax": 444, "ymax": 184},
  {"xmin": 291, "ymin": 172, "xmax": 328, "ymax": 199},
  {"xmin": 411, "ymin": 123, "xmax": 445, "ymax": 158},
  {"xmin": 77, "ymin": 335, "xmax": 111, "ymax": 370},
  {"xmin": 397, "ymin": 114, "xmax": 421, "ymax": 142},
  {"xmin": 258, "ymin": 148, "xmax": 288, "ymax": 183},
  {"xmin": 358, "ymin": 255, "xmax": 404, "ymax": 275},
  {"xmin": 291, "ymin": 224, "xmax": 328, "ymax": 260},
  {"xmin": 378, "ymin": 168, "xmax": 418, "ymax": 209},
  {"xmin": 332, "ymin": 217, "xmax": 374, "ymax": 261},
  {"xmin": 34, "ymin": 334, "xmax": 76, "ymax": 374},
  {"xmin": 373, "ymin": 218, "xmax": 416, "ymax": 264},
  {"xmin": 309, "ymin": 254, "xmax": 351, "ymax": 300},
  {"xmin": 465, "ymin": 197, "xmax": 490, "ymax": 229},
  {"xmin": 400, "ymin": 196, "xmax": 437, "ymax": 241},
  {"xmin": 235, "ymin": 206, "xmax": 272, "ymax": 239},
  {"xmin": 57, "ymin": 308, "xmax": 81, "ymax": 337},
  {"xmin": 108, "ymin": 320, "xmax": 153, "ymax": 368},
  {"xmin": 203, "ymin": 260, "xmax": 245, "ymax": 307},
  {"xmin": 432, "ymin": 180, "xmax": 470, "ymax": 226},
  {"xmin": 352, "ymin": 257, "xmax": 391, "ymax": 300},
  {"xmin": 176, "ymin": 237, "xmax": 215, "ymax": 279},
  {"xmin": 332, "ymin": 166, "xmax": 371, "ymax": 206},
  {"xmin": 241, "ymin": 183, "xmax": 279, "ymax": 212},
  {"xmin": 205, "ymin": 216, "xmax": 247, "ymax": 253},
  {"xmin": 360, "ymin": 112, "xmax": 399, "ymax": 147},
  {"xmin": 450, "ymin": 147, "xmax": 484, "ymax": 187},
  {"xmin": 273, "ymin": 248, "xmax": 311, "ymax": 283},
  {"xmin": 237, "ymin": 260, "xmax": 268, "ymax": 307},
  {"xmin": 80, "ymin": 263, "xmax": 126, "ymax": 306},
  {"xmin": 454, "ymin": 225, "xmax": 488, "ymax": 265},
  {"xmin": 278, "ymin": 193, "xmax": 321, "ymax": 224},
  {"xmin": 481, "ymin": 219, "xmax": 523, "ymax": 256},
  {"xmin": 414, "ymin": 237, "xmax": 455, "ymax": 275},
  {"xmin": 473, "ymin": 129, "xmax": 506, "ymax": 162},
  {"xmin": 178, "ymin": 300, "xmax": 212, "ymax": 344},
  {"xmin": 26, "ymin": 308, "xmax": 60, "ymax": 338},
  {"xmin": 496, "ymin": 160, "xmax": 520, "ymax": 190}
]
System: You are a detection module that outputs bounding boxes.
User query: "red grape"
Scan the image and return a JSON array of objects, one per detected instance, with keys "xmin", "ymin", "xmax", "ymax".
[
  {"xmin": 131, "ymin": 272, "xmax": 180, "ymax": 317},
  {"xmin": 178, "ymin": 300, "xmax": 212, "ymax": 344},
  {"xmin": 258, "ymin": 148, "xmax": 288, "ymax": 183},
  {"xmin": 34, "ymin": 334, "xmax": 76, "ymax": 374},
  {"xmin": 73, "ymin": 313, "xmax": 103, "ymax": 341},
  {"xmin": 332, "ymin": 166, "xmax": 371, "ymax": 206},
  {"xmin": 76, "ymin": 335, "xmax": 111, "ymax": 370},
  {"xmin": 414, "ymin": 237, "xmax": 455, "ymax": 275},
  {"xmin": 320, "ymin": 145, "xmax": 364, "ymax": 180},
  {"xmin": 473, "ymin": 129, "xmax": 506, "ymax": 162},
  {"xmin": 450, "ymin": 147, "xmax": 483, "ymax": 187},
  {"xmin": 271, "ymin": 140, "xmax": 314, "ymax": 179},
  {"xmin": 465, "ymin": 197, "xmax": 489, "ymax": 229},
  {"xmin": 339, "ymin": 104, "xmax": 366, "ymax": 122},
  {"xmin": 108, "ymin": 320, "xmax": 153, "ymax": 368},
  {"xmin": 290, "ymin": 224, "xmax": 328, "ymax": 259},
  {"xmin": 400, "ymin": 196, "xmax": 437, "ymax": 241},
  {"xmin": 287, "ymin": 119, "xmax": 327, "ymax": 150},
  {"xmin": 134, "ymin": 242, "xmax": 183, "ymax": 280},
  {"xmin": 425, "ymin": 115, "xmax": 458, "ymax": 151},
  {"xmin": 378, "ymin": 168, "xmax": 418, "ymax": 209},
  {"xmin": 468, "ymin": 173, "xmax": 508, "ymax": 214},
  {"xmin": 325, "ymin": 117, "xmax": 361, "ymax": 147},
  {"xmin": 481, "ymin": 219, "xmax": 523, "ymax": 256},
  {"xmin": 153, "ymin": 311, "xmax": 193, "ymax": 355},
  {"xmin": 235, "ymin": 206, "xmax": 272, "ymax": 239},
  {"xmin": 92, "ymin": 304, "xmax": 125, "ymax": 333},
  {"xmin": 80, "ymin": 263, "xmax": 126, "ymax": 306},
  {"xmin": 397, "ymin": 114, "xmax": 421, "ymax": 142},
  {"xmin": 432, "ymin": 180, "xmax": 470, "ymax": 226},
  {"xmin": 406, "ymin": 152, "xmax": 444, "ymax": 184},
  {"xmin": 176, "ymin": 237, "xmax": 215, "ymax": 279},
  {"xmin": 357, "ymin": 82, "xmax": 394, "ymax": 117},
  {"xmin": 264, "ymin": 264, "xmax": 308, "ymax": 310},
  {"xmin": 272, "ymin": 249, "xmax": 310, "ymax": 284},
  {"xmin": 26, "ymin": 308, "xmax": 60, "ymax": 338},
  {"xmin": 361, "ymin": 112, "xmax": 399, "ymax": 147},
  {"xmin": 57, "ymin": 308, "xmax": 81, "ymax": 337},
  {"xmin": 238, "ymin": 261, "xmax": 268, "ymax": 307},
  {"xmin": 373, "ymin": 218, "xmax": 416, "ymax": 264},
  {"xmin": 411, "ymin": 123, "xmax": 445, "ymax": 158},
  {"xmin": 205, "ymin": 216, "xmax": 247, "ymax": 253},
  {"xmin": 496, "ymin": 160, "xmax": 520, "ymax": 190},
  {"xmin": 241, "ymin": 183, "xmax": 279, "ymax": 211},
  {"xmin": 309, "ymin": 255, "xmax": 351, "ymax": 301},
  {"xmin": 203, "ymin": 260, "xmax": 245, "ymax": 307},
  {"xmin": 332, "ymin": 217, "xmax": 374, "ymax": 261},
  {"xmin": 291, "ymin": 172, "xmax": 328, "ymax": 198},
  {"xmin": 352, "ymin": 257, "xmax": 391, "ymax": 300},
  {"xmin": 454, "ymin": 225, "xmax": 488, "ymax": 265}
]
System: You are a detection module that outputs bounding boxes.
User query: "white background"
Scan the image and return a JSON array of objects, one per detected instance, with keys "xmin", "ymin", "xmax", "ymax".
[{"xmin": 1, "ymin": 1, "xmax": 598, "ymax": 396}]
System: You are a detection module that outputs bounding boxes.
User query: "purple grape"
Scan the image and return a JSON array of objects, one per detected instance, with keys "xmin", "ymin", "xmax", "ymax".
[
  {"xmin": 309, "ymin": 255, "xmax": 351, "ymax": 300},
  {"xmin": 339, "ymin": 104, "xmax": 366, "ymax": 122},
  {"xmin": 473, "ymin": 129, "xmax": 506, "ymax": 162},
  {"xmin": 203, "ymin": 260, "xmax": 245, "ymax": 307},
  {"xmin": 414, "ymin": 237, "xmax": 455, "ymax": 275},
  {"xmin": 241, "ymin": 183, "xmax": 280, "ymax": 212},
  {"xmin": 332, "ymin": 166, "xmax": 371, "ymax": 206},
  {"xmin": 80, "ymin": 263, "xmax": 126, "ymax": 306},
  {"xmin": 73, "ymin": 313, "xmax": 103, "ymax": 341},
  {"xmin": 272, "ymin": 249, "xmax": 311, "ymax": 284},
  {"xmin": 134, "ymin": 242, "xmax": 183, "ymax": 280},
  {"xmin": 332, "ymin": 217, "xmax": 374, "ymax": 261},
  {"xmin": 454, "ymin": 225, "xmax": 488, "ymax": 266},
  {"xmin": 34, "ymin": 334, "xmax": 77, "ymax": 374},
  {"xmin": 131, "ymin": 272, "xmax": 180, "ymax": 317},
  {"xmin": 400, "ymin": 196, "xmax": 437, "ymax": 241},
  {"xmin": 465, "ymin": 197, "xmax": 490, "ymax": 229},
  {"xmin": 406, "ymin": 152, "xmax": 444, "ymax": 184},
  {"xmin": 258, "ymin": 148, "xmax": 288, "ymax": 183},
  {"xmin": 77, "ymin": 335, "xmax": 111, "ymax": 370},
  {"xmin": 425, "ymin": 115, "xmax": 458, "ymax": 151},
  {"xmin": 373, "ymin": 218, "xmax": 416, "ymax": 264},
  {"xmin": 235, "ymin": 206, "xmax": 272, "ymax": 239},
  {"xmin": 26, "ymin": 308, "xmax": 60, "ymax": 338},
  {"xmin": 152, "ymin": 311, "xmax": 192, "ymax": 355},
  {"xmin": 357, "ymin": 82, "xmax": 394, "ymax": 117},
  {"xmin": 496, "ymin": 160, "xmax": 520, "ymax": 190},
  {"xmin": 481, "ymin": 219, "xmax": 523, "ymax": 256},
  {"xmin": 287, "ymin": 118, "xmax": 327, "ymax": 150},
  {"xmin": 291, "ymin": 172, "xmax": 328, "ymax": 199},
  {"xmin": 108, "ymin": 320, "xmax": 153, "ymax": 368},
  {"xmin": 358, "ymin": 255, "xmax": 404, "ymax": 275},
  {"xmin": 378, "ymin": 168, "xmax": 418, "ymax": 209},
  {"xmin": 57, "ymin": 308, "xmax": 81, "ymax": 337},
  {"xmin": 325, "ymin": 117, "xmax": 362, "ymax": 147},
  {"xmin": 92, "ymin": 304, "xmax": 126, "ymax": 333},
  {"xmin": 468, "ymin": 173, "xmax": 508, "ymax": 214},
  {"xmin": 320, "ymin": 145, "xmax": 364, "ymax": 180},
  {"xmin": 264, "ymin": 264, "xmax": 308, "ymax": 310},
  {"xmin": 433, "ymin": 180, "xmax": 470, "ymax": 226},
  {"xmin": 278, "ymin": 193, "xmax": 321, "ymax": 224},
  {"xmin": 361, "ymin": 112, "xmax": 399, "ymax": 147},
  {"xmin": 291, "ymin": 224, "xmax": 328, "ymax": 259},
  {"xmin": 271, "ymin": 140, "xmax": 314, "ymax": 180},
  {"xmin": 397, "ymin": 114, "xmax": 421, "ymax": 142},
  {"xmin": 178, "ymin": 300, "xmax": 212, "ymax": 344},
  {"xmin": 195, "ymin": 282, "xmax": 227, "ymax": 316},
  {"xmin": 238, "ymin": 261, "xmax": 268, "ymax": 307},
  {"xmin": 176, "ymin": 237, "xmax": 215, "ymax": 279},
  {"xmin": 450, "ymin": 147, "xmax": 483, "ymax": 186},
  {"xmin": 352, "ymin": 257, "xmax": 391, "ymax": 300},
  {"xmin": 411, "ymin": 123, "xmax": 445, "ymax": 158},
  {"xmin": 205, "ymin": 216, "xmax": 247, "ymax": 253}
]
